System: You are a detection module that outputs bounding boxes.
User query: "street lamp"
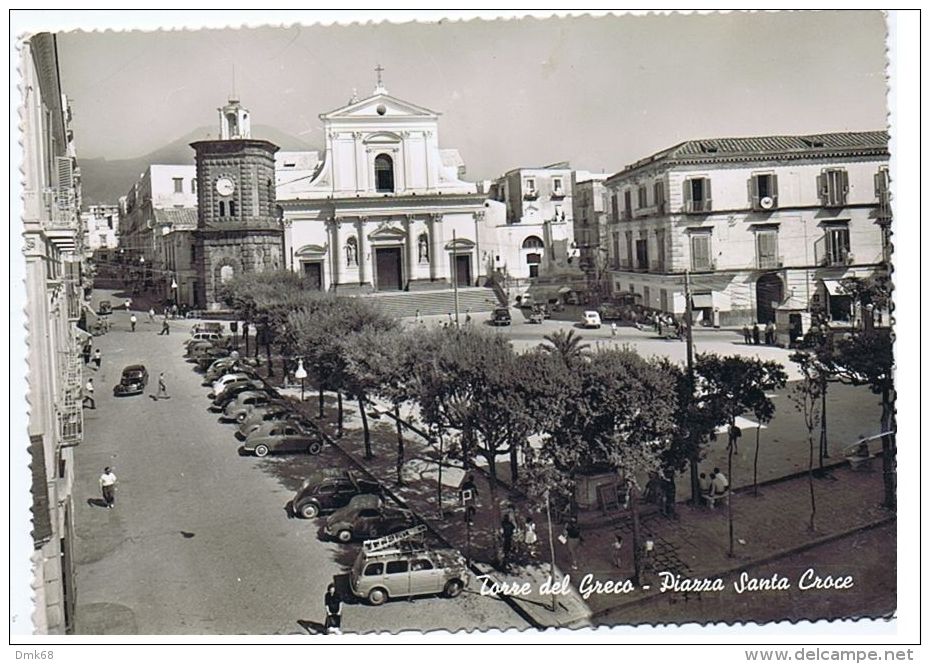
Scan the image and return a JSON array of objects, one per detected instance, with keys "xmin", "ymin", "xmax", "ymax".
[{"xmin": 294, "ymin": 359, "xmax": 308, "ymax": 402}]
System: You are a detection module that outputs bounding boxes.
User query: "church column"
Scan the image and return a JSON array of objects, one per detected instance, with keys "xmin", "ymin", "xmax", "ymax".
[
  {"xmin": 329, "ymin": 218, "xmax": 344, "ymax": 289},
  {"xmin": 404, "ymin": 214, "xmax": 417, "ymax": 286},
  {"xmin": 473, "ymin": 210, "xmax": 485, "ymax": 283},
  {"xmin": 423, "ymin": 130, "xmax": 435, "ymax": 191},
  {"xmin": 429, "ymin": 213, "xmax": 444, "ymax": 282},
  {"xmin": 356, "ymin": 216, "xmax": 369, "ymax": 285}
]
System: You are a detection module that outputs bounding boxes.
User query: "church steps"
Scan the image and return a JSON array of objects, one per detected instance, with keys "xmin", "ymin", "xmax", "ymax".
[{"xmin": 360, "ymin": 287, "xmax": 501, "ymax": 319}]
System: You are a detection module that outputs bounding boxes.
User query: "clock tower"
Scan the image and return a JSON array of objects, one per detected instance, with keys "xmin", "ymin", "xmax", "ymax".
[{"xmin": 191, "ymin": 97, "xmax": 283, "ymax": 309}]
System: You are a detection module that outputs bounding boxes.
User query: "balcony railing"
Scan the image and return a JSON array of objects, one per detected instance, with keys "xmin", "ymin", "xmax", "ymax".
[
  {"xmin": 42, "ymin": 188, "xmax": 78, "ymax": 229},
  {"xmin": 551, "ymin": 189, "xmax": 566, "ymax": 199},
  {"xmin": 684, "ymin": 199, "xmax": 713, "ymax": 214},
  {"xmin": 523, "ymin": 190, "xmax": 539, "ymax": 201},
  {"xmin": 58, "ymin": 346, "xmax": 83, "ymax": 446},
  {"xmin": 756, "ymin": 255, "xmax": 784, "ymax": 270},
  {"xmin": 690, "ymin": 259, "xmax": 717, "ymax": 273}
]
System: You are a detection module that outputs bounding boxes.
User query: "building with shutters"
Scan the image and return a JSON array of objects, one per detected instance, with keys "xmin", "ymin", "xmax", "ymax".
[
  {"xmin": 22, "ymin": 32, "xmax": 86, "ymax": 634},
  {"xmin": 277, "ymin": 75, "xmax": 495, "ymax": 294},
  {"xmin": 603, "ymin": 131, "xmax": 891, "ymax": 327},
  {"xmin": 571, "ymin": 172, "xmax": 611, "ymax": 297}
]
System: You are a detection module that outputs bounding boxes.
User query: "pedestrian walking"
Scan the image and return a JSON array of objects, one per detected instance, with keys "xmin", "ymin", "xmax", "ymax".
[
  {"xmin": 500, "ymin": 508, "xmax": 516, "ymax": 568},
  {"xmin": 159, "ymin": 319, "xmax": 170, "ymax": 335},
  {"xmin": 415, "ymin": 309, "xmax": 422, "ymax": 325},
  {"xmin": 728, "ymin": 423, "xmax": 742, "ymax": 454},
  {"xmin": 323, "ymin": 583, "xmax": 342, "ymax": 634},
  {"xmin": 92, "ymin": 348, "xmax": 102, "ymax": 370},
  {"xmin": 156, "ymin": 372, "xmax": 169, "ymax": 399},
  {"xmin": 148, "ymin": 307, "xmax": 156, "ymax": 323},
  {"xmin": 124, "ymin": 298, "xmax": 132, "ymax": 311},
  {"xmin": 99, "ymin": 467, "xmax": 117, "ymax": 508},
  {"xmin": 766, "ymin": 321, "xmax": 777, "ymax": 345},
  {"xmin": 82, "ymin": 342, "xmax": 92, "ymax": 365},
  {"xmin": 465, "ymin": 308, "xmax": 472, "ymax": 325},
  {"xmin": 642, "ymin": 540, "xmax": 656, "ymax": 578},
  {"xmin": 742, "ymin": 324, "xmax": 752, "ymax": 344},
  {"xmin": 611, "ymin": 322, "xmax": 618, "ymax": 337},
  {"xmin": 460, "ymin": 473, "xmax": 478, "ymax": 524},
  {"xmin": 130, "ymin": 313, "xmax": 137, "ymax": 332},
  {"xmin": 524, "ymin": 518, "xmax": 539, "ymax": 557},
  {"xmin": 82, "ymin": 378, "xmax": 96, "ymax": 409},
  {"xmin": 751, "ymin": 323, "xmax": 760, "ymax": 345},
  {"xmin": 561, "ymin": 518, "xmax": 583, "ymax": 570},
  {"xmin": 612, "ymin": 533, "xmax": 624, "ymax": 569}
]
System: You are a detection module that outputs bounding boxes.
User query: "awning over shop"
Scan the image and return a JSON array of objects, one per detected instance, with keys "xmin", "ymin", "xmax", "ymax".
[
  {"xmin": 821, "ymin": 279, "xmax": 845, "ymax": 296},
  {"xmin": 73, "ymin": 326, "xmax": 93, "ymax": 341},
  {"xmin": 691, "ymin": 293, "xmax": 714, "ymax": 308}
]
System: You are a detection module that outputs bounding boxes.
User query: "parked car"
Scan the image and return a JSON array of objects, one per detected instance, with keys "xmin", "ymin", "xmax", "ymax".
[
  {"xmin": 324, "ymin": 501, "xmax": 418, "ymax": 543},
  {"xmin": 191, "ymin": 322, "xmax": 225, "ymax": 335},
  {"xmin": 196, "ymin": 348, "xmax": 236, "ymax": 371},
  {"xmin": 293, "ymin": 470, "xmax": 384, "ymax": 519},
  {"xmin": 186, "ymin": 340, "xmax": 215, "ymax": 359},
  {"xmin": 222, "ymin": 391, "xmax": 287, "ymax": 422},
  {"xmin": 113, "ymin": 364, "xmax": 149, "ymax": 396},
  {"xmin": 185, "ymin": 332, "xmax": 224, "ymax": 347},
  {"xmin": 211, "ymin": 380, "xmax": 272, "ymax": 410},
  {"xmin": 97, "ymin": 300, "xmax": 113, "ymax": 316},
  {"xmin": 211, "ymin": 372, "xmax": 256, "ymax": 398},
  {"xmin": 598, "ymin": 303, "xmax": 622, "ymax": 321},
  {"xmin": 581, "ymin": 310, "xmax": 602, "ymax": 328},
  {"xmin": 350, "ymin": 545, "xmax": 469, "ymax": 606},
  {"xmin": 489, "ymin": 308, "xmax": 512, "ymax": 326},
  {"xmin": 242, "ymin": 420, "xmax": 325, "ymax": 457},
  {"xmin": 237, "ymin": 403, "xmax": 299, "ymax": 436}
]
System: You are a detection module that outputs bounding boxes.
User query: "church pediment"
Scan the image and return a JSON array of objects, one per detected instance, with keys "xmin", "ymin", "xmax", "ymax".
[
  {"xmin": 320, "ymin": 93, "xmax": 440, "ymax": 121},
  {"xmin": 444, "ymin": 237, "xmax": 476, "ymax": 251},
  {"xmin": 367, "ymin": 224, "xmax": 407, "ymax": 242},
  {"xmin": 295, "ymin": 243, "xmax": 327, "ymax": 257}
]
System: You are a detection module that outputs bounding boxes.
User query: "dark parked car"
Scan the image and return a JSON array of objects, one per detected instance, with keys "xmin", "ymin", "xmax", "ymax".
[
  {"xmin": 489, "ymin": 307, "xmax": 512, "ymax": 326},
  {"xmin": 113, "ymin": 364, "xmax": 149, "ymax": 396},
  {"xmin": 324, "ymin": 501, "xmax": 418, "ymax": 543},
  {"xmin": 242, "ymin": 421, "xmax": 325, "ymax": 457},
  {"xmin": 598, "ymin": 303, "xmax": 622, "ymax": 321},
  {"xmin": 211, "ymin": 380, "xmax": 273, "ymax": 410},
  {"xmin": 97, "ymin": 300, "xmax": 113, "ymax": 316},
  {"xmin": 222, "ymin": 391, "xmax": 288, "ymax": 422},
  {"xmin": 293, "ymin": 470, "xmax": 384, "ymax": 519}
]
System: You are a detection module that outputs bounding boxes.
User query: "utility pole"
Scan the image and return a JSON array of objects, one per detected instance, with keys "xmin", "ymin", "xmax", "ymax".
[
  {"xmin": 685, "ymin": 269, "xmax": 699, "ymax": 503},
  {"xmin": 545, "ymin": 490, "xmax": 557, "ymax": 613},
  {"xmin": 452, "ymin": 229, "xmax": 461, "ymax": 327}
]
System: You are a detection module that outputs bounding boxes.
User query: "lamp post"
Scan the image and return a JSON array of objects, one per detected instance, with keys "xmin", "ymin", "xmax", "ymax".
[{"xmin": 295, "ymin": 359, "xmax": 308, "ymax": 402}]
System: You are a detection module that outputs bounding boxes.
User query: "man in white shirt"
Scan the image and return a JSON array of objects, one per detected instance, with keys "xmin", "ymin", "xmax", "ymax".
[
  {"xmin": 99, "ymin": 467, "xmax": 117, "ymax": 508},
  {"xmin": 83, "ymin": 378, "xmax": 96, "ymax": 410}
]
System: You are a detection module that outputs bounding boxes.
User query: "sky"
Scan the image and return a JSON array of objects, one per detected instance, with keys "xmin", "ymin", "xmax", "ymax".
[{"xmin": 51, "ymin": 10, "xmax": 889, "ymax": 181}]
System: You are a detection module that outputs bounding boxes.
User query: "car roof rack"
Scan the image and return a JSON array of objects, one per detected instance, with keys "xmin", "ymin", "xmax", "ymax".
[{"xmin": 362, "ymin": 525, "xmax": 428, "ymax": 554}]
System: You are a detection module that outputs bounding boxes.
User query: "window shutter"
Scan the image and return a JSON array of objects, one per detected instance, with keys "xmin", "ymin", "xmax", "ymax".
[
  {"xmin": 749, "ymin": 176, "xmax": 759, "ymax": 208},
  {"xmin": 683, "ymin": 179, "xmax": 693, "ymax": 211},
  {"xmin": 817, "ymin": 173, "xmax": 827, "ymax": 205},
  {"xmin": 703, "ymin": 178, "xmax": 712, "ymax": 211},
  {"xmin": 771, "ymin": 173, "xmax": 779, "ymax": 204},
  {"xmin": 56, "ymin": 156, "xmax": 73, "ymax": 190}
]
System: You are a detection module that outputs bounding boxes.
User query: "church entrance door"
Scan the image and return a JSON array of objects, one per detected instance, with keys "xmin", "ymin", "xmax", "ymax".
[
  {"xmin": 755, "ymin": 272, "xmax": 784, "ymax": 323},
  {"xmin": 454, "ymin": 254, "xmax": 472, "ymax": 288},
  {"xmin": 375, "ymin": 247, "xmax": 403, "ymax": 291},
  {"xmin": 302, "ymin": 261, "xmax": 323, "ymax": 291}
]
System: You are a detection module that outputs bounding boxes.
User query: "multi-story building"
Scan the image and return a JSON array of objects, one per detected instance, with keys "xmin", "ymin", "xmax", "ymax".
[
  {"xmin": 82, "ymin": 204, "xmax": 119, "ymax": 252},
  {"xmin": 22, "ymin": 32, "xmax": 86, "ymax": 634},
  {"xmin": 117, "ymin": 164, "xmax": 197, "ymax": 304},
  {"xmin": 604, "ymin": 132, "xmax": 890, "ymax": 327},
  {"xmin": 488, "ymin": 162, "xmax": 578, "ymax": 280},
  {"xmin": 571, "ymin": 171, "xmax": 610, "ymax": 295}
]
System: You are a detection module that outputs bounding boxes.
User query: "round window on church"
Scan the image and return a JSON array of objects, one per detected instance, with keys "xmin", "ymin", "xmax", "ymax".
[{"xmin": 376, "ymin": 104, "xmax": 387, "ymax": 116}]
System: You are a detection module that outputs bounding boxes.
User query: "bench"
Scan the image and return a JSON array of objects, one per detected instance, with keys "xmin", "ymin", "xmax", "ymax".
[{"xmin": 702, "ymin": 490, "xmax": 730, "ymax": 509}]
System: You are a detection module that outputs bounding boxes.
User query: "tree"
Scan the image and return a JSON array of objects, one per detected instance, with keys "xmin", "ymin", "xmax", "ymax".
[
  {"xmin": 692, "ymin": 354, "xmax": 788, "ymax": 556},
  {"xmin": 539, "ymin": 328, "xmax": 590, "ymax": 367},
  {"xmin": 788, "ymin": 351, "xmax": 826, "ymax": 532},
  {"xmin": 838, "ymin": 274, "xmax": 892, "ymax": 331},
  {"xmin": 828, "ymin": 329, "xmax": 895, "ymax": 510},
  {"xmin": 219, "ymin": 269, "xmax": 307, "ymax": 357}
]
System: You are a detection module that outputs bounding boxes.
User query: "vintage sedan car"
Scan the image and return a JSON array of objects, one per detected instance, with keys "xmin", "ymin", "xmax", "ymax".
[
  {"xmin": 222, "ymin": 391, "xmax": 288, "ymax": 423},
  {"xmin": 211, "ymin": 380, "xmax": 272, "ymax": 410},
  {"xmin": 241, "ymin": 421, "xmax": 325, "ymax": 457},
  {"xmin": 191, "ymin": 322, "xmax": 225, "ymax": 336},
  {"xmin": 581, "ymin": 310, "xmax": 602, "ymax": 328},
  {"xmin": 293, "ymin": 470, "xmax": 384, "ymax": 519},
  {"xmin": 237, "ymin": 403, "xmax": 298, "ymax": 436},
  {"xmin": 211, "ymin": 372, "xmax": 256, "ymax": 398},
  {"xmin": 97, "ymin": 300, "xmax": 113, "ymax": 316},
  {"xmin": 186, "ymin": 340, "xmax": 215, "ymax": 359},
  {"xmin": 113, "ymin": 364, "xmax": 149, "ymax": 396},
  {"xmin": 489, "ymin": 307, "xmax": 512, "ymax": 326},
  {"xmin": 324, "ymin": 501, "xmax": 418, "ymax": 543}
]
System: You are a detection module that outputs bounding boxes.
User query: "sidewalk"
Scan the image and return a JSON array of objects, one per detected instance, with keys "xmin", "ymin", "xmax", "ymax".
[{"xmin": 305, "ymin": 394, "xmax": 893, "ymax": 628}]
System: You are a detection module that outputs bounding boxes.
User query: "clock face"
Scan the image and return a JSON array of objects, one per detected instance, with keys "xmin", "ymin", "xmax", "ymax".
[{"xmin": 215, "ymin": 177, "xmax": 235, "ymax": 196}]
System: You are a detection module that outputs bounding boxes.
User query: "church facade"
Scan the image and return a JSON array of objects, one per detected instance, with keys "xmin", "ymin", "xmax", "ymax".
[{"xmin": 277, "ymin": 80, "xmax": 501, "ymax": 293}]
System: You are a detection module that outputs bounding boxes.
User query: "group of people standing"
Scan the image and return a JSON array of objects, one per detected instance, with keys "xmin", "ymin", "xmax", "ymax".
[{"xmin": 742, "ymin": 321, "xmax": 778, "ymax": 345}]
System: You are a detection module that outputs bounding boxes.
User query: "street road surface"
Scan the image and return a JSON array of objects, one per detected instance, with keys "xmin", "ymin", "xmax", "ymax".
[{"xmin": 72, "ymin": 299, "xmax": 527, "ymax": 635}]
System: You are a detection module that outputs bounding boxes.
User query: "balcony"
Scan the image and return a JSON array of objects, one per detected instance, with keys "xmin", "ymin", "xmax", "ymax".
[
  {"xmin": 58, "ymin": 347, "xmax": 83, "ymax": 447},
  {"xmin": 683, "ymin": 199, "xmax": 713, "ymax": 214},
  {"xmin": 550, "ymin": 189, "xmax": 566, "ymax": 199},
  {"xmin": 756, "ymin": 255, "xmax": 784, "ymax": 270},
  {"xmin": 43, "ymin": 188, "xmax": 78, "ymax": 229},
  {"xmin": 819, "ymin": 252, "xmax": 855, "ymax": 267},
  {"xmin": 523, "ymin": 189, "xmax": 539, "ymax": 201},
  {"xmin": 690, "ymin": 259, "xmax": 717, "ymax": 273}
]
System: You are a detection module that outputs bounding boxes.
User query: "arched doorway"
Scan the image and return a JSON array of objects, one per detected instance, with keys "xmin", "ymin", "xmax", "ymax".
[{"xmin": 755, "ymin": 273, "xmax": 784, "ymax": 323}]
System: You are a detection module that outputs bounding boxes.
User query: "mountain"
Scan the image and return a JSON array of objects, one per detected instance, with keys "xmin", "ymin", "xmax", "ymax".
[{"xmin": 78, "ymin": 125, "xmax": 315, "ymax": 207}]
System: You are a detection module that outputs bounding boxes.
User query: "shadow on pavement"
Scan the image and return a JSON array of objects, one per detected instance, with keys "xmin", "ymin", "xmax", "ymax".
[{"xmin": 86, "ymin": 497, "xmax": 108, "ymax": 509}]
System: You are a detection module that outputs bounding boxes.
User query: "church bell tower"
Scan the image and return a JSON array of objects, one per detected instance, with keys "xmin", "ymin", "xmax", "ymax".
[{"xmin": 191, "ymin": 98, "xmax": 283, "ymax": 309}]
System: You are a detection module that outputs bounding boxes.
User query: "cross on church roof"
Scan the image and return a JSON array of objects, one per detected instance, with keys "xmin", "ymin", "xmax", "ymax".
[{"xmin": 374, "ymin": 63, "xmax": 387, "ymax": 94}]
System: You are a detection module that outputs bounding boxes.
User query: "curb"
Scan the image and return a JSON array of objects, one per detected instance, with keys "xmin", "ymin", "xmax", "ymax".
[{"xmin": 311, "ymin": 423, "xmax": 545, "ymax": 629}]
